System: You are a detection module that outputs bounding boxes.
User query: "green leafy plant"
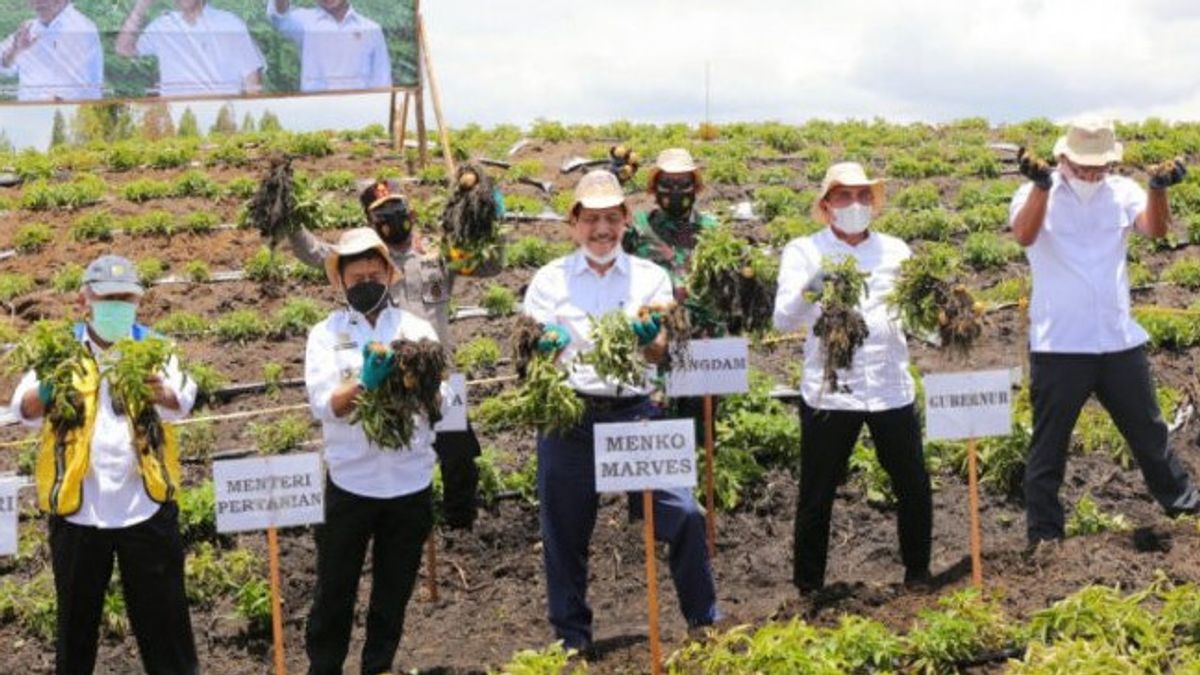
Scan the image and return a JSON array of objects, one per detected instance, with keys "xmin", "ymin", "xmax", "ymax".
[
  {"xmin": 235, "ymin": 578, "xmax": 273, "ymax": 632},
  {"xmin": 905, "ymin": 589, "xmax": 1015, "ymax": 674},
  {"xmin": 4, "ymin": 321, "xmax": 92, "ymax": 449},
  {"xmin": 104, "ymin": 337, "xmax": 176, "ymax": 466},
  {"xmin": 888, "ymin": 244, "xmax": 982, "ymax": 354},
  {"xmin": 764, "ymin": 215, "xmax": 823, "ymax": 248},
  {"xmin": 250, "ymin": 414, "xmax": 311, "ymax": 455},
  {"xmin": 1066, "ymin": 493, "xmax": 1132, "ymax": 537},
  {"xmin": 0, "ymin": 570, "xmax": 57, "ymax": 641},
  {"xmin": 1133, "ymin": 306, "xmax": 1200, "ymax": 350},
  {"xmin": 481, "ymin": 283, "xmax": 518, "ymax": 317},
  {"xmin": 263, "ymin": 362, "xmax": 285, "ymax": 398},
  {"xmin": 809, "ymin": 256, "xmax": 870, "ymax": 391},
  {"xmin": 962, "ymin": 231, "xmax": 1022, "ymax": 270},
  {"xmin": 493, "ymin": 640, "xmax": 585, "ymax": 675},
  {"xmin": 578, "ymin": 310, "xmax": 646, "ymax": 389},
  {"xmin": 184, "ymin": 260, "xmax": 211, "ymax": 283},
  {"xmin": 214, "ymin": 310, "xmax": 270, "ymax": 344},
  {"xmin": 245, "ymin": 246, "xmax": 290, "ymax": 284},
  {"xmin": 127, "ymin": 210, "xmax": 175, "ymax": 238},
  {"xmin": 352, "ymin": 340, "xmax": 447, "ymax": 448},
  {"xmin": 454, "ymin": 337, "xmax": 502, "ymax": 374},
  {"xmin": 154, "ymin": 311, "xmax": 207, "ymax": 336},
  {"xmin": 71, "ymin": 210, "xmax": 116, "ymax": 241},
  {"xmin": 120, "ymin": 177, "xmax": 172, "ymax": 203},
  {"xmin": 506, "ymin": 236, "xmax": 573, "ymax": 268},
  {"xmin": 271, "ymin": 298, "xmax": 327, "ymax": 338},
  {"xmin": 184, "ymin": 361, "xmax": 229, "ymax": 401},
  {"xmin": 13, "ymin": 222, "xmax": 52, "ymax": 252},
  {"xmin": 177, "ymin": 480, "xmax": 217, "ymax": 543},
  {"xmin": 136, "ymin": 258, "xmax": 167, "ymax": 285},
  {"xmin": 183, "ymin": 211, "xmax": 220, "ymax": 235},
  {"xmin": 0, "ymin": 273, "xmax": 34, "ymax": 304},
  {"xmin": 688, "ymin": 225, "xmax": 779, "ymax": 334},
  {"xmin": 754, "ymin": 186, "xmax": 811, "ymax": 221},
  {"xmin": 1162, "ymin": 258, "xmax": 1200, "ymax": 291},
  {"xmin": 184, "ymin": 542, "xmax": 260, "ymax": 606},
  {"xmin": 21, "ymin": 175, "xmax": 106, "ymax": 211},
  {"xmin": 178, "ymin": 420, "xmax": 217, "ymax": 459}
]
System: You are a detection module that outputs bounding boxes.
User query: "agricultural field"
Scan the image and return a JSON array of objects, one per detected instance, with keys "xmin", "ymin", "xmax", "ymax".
[{"xmin": 0, "ymin": 116, "xmax": 1199, "ymax": 673}]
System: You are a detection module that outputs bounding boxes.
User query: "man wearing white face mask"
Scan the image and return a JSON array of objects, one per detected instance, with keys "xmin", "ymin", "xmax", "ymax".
[
  {"xmin": 522, "ymin": 170, "xmax": 721, "ymax": 653},
  {"xmin": 1010, "ymin": 118, "xmax": 1199, "ymax": 546},
  {"xmin": 10, "ymin": 255, "xmax": 199, "ymax": 674},
  {"xmin": 773, "ymin": 162, "xmax": 933, "ymax": 595}
]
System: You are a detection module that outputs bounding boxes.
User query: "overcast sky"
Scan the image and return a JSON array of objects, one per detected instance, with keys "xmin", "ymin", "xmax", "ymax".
[{"xmin": 3, "ymin": 0, "xmax": 1200, "ymax": 149}]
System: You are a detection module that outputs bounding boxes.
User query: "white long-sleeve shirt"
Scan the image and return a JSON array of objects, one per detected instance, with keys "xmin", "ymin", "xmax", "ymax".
[
  {"xmin": 0, "ymin": 3, "xmax": 102, "ymax": 102},
  {"xmin": 305, "ymin": 306, "xmax": 440, "ymax": 499},
  {"xmin": 136, "ymin": 5, "xmax": 265, "ymax": 98},
  {"xmin": 523, "ymin": 250, "xmax": 673, "ymax": 397},
  {"xmin": 773, "ymin": 228, "xmax": 916, "ymax": 412},
  {"xmin": 265, "ymin": 0, "xmax": 391, "ymax": 92},
  {"xmin": 1009, "ymin": 172, "xmax": 1150, "ymax": 354},
  {"xmin": 10, "ymin": 329, "xmax": 196, "ymax": 528}
]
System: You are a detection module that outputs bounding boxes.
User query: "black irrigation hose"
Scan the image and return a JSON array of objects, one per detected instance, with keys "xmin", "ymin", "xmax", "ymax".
[{"xmin": 954, "ymin": 646, "xmax": 1027, "ymax": 668}]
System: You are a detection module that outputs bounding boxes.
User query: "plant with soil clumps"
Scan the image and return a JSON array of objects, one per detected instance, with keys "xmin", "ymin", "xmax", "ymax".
[
  {"xmin": 103, "ymin": 337, "xmax": 177, "ymax": 461},
  {"xmin": 352, "ymin": 339, "xmax": 447, "ymax": 449},
  {"xmin": 639, "ymin": 302, "xmax": 692, "ymax": 373},
  {"xmin": 888, "ymin": 243, "xmax": 983, "ymax": 356},
  {"xmin": 441, "ymin": 162, "xmax": 503, "ymax": 275},
  {"xmin": 687, "ymin": 225, "xmax": 778, "ymax": 335},
  {"xmin": 4, "ymin": 320, "xmax": 93, "ymax": 443},
  {"xmin": 504, "ymin": 315, "xmax": 584, "ymax": 433},
  {"xmin": 247, "ymin": 155, "xmax": 299, "ymax": 249},
  {"xmin": 809, "ymin": 256, "xmax": 871, "ymax": 391},
  {"xmin": 578, "ymin": 310, "xmax": 647, "ymax": 390}
]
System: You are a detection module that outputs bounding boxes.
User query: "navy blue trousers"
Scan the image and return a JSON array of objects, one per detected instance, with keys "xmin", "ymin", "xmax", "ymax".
[{"xmin": 536, "ymin": 398, "xmax": 719, "ymax": 649}]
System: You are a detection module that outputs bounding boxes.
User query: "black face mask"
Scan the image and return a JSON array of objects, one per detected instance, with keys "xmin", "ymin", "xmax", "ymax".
[
  {"xmin": 372, "ymin": 205, "xmax": 412, "ymax": 245},
  {"xmin": 346, "ymin": 281, "xmax": 389, "ymax": 315},
  {"xmin": 655, "ymin": 176, "xmax": 696, "ymax": 218}
]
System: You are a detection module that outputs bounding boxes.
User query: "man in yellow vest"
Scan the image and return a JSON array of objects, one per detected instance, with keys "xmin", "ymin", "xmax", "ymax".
[{"xmin": 9, "ymin": 255, "xmax": 198, "ymax": 675}]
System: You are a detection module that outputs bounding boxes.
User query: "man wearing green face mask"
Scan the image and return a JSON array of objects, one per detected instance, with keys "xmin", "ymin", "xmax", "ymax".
[{"xmin": 10, "ymin": 254, "xmax": 199, "ymax": 674}]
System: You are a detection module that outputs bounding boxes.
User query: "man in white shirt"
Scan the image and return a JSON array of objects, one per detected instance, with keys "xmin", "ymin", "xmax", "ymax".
[
  {"xmin": 0, "ymin": 0, "xmax": 102, "ymax": 101},
  {"xmin": 10, "ymin": 255, "xmax": 198, "ymax": 674},
  {"xmin": 304, "ymin": 228, "xmax": 442, "ymax": 675},
  {"xmin": 773, "ymin": 162, "xmax": 933, "ymax": 594},
  {"xmin": 1010, "ymin": 118, "xmax": 1199, "ymax": 545},
  {"xmin": 266, "ymin": 0, "xmax": 391, "ymax": 93},
  {"xmin": 115, "ymin": 0, "xmax": 265, "ymax": 98},
  {"xmin": 522, "ymin": 170, "xmax": 720, "ymax": 653}
]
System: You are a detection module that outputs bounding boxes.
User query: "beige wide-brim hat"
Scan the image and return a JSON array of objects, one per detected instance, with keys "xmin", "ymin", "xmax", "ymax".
[
  {"xmin": 572, "ymin": 169, "xmax": 625, "ymax": 211},
  {"xmin": 654, "ymin": 147, "xmax": 698, "ymax": 174},
  {"xmin": 812, "ymin": 161, "xmax": 886, "ymax": 222},
  {"xmin": 1052, "ymin": 117, "xmax": 1123, "ymax": 166},
  {"xmin": 323, "ymin": 227, "xmax": 401, "ymax": 291}
]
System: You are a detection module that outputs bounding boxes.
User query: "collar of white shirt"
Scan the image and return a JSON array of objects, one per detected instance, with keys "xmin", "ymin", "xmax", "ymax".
[
  {"xmin": 569, "ymin": 249, "xmax": 631, "ymax": 278},
  {"xmin": 314, "ymin": 5, "xmax": 362, "ymax": 26}
]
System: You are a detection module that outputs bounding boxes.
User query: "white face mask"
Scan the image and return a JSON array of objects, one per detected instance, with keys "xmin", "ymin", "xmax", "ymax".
[
  {"xmin": 581, "ymin": 245, "xmax": 619, "ymax": 266},
  {"xmin": 1067, "ymin": 178, "xmax": 1102, "ymax": 204},
  {"xmin": 832, "ymin": 203, "xmax": 872, "ymax": 234}
]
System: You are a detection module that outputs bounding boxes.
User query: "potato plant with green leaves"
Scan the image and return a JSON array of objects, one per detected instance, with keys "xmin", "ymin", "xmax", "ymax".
[
  {"xmin": 889, "ymin": 243, "xmax": 982, "ymax": 355},
  {"xmin": 809, "ymin": 256, "xmax": 870, "ymax": 390},
  {"xmin": 103, "ymin": 336, "xmax": 176, "ymax": 461},
  {"xmin": 250, "ymin": 414, "xmax": 311, "ymax": 455},
  {"xmin": 577, "ymin": 310, "xmax": 646, "ymax": 390},
  {"xmin": 4, "ymin": 320, "xmax": 92, "ymax": 441},
  {"xmin": 352, "ymin": 339, "xmax": 447, "ymax": 449},
  {"xmin": 688, "ymin": 225, "xmax": 778, "ymax": 334}
]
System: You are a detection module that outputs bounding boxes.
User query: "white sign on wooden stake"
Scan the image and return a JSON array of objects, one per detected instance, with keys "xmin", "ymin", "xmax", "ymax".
[
  {"xmin": 924, "ymin": 369, "xmax": 1014, "ymax": 441},
  {"xmin": 434, "ymin": 374, "xmax": 468, "ymax": 432},
  {"xmin": 594, "ymin": 419, "xmax": 697, "ymax": 493},
  {"xmin": 0, "ymin": 479, "xmax": 18, "ymax": 557},
  {"xmin": 665, "ymin": 338, "xmax": 750, "ymax": 397},
  {"xmin": 214, "ymin": 453, "xmax": 325, "ymax": 533}
]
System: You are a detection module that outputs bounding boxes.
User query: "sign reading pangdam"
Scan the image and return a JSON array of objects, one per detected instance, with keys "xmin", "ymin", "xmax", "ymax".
[
  {"xmin": 594, "ymin": 419, "xmax": 697, "ymax": 493},
  {"xmin": 213, "ymin": 452, "xmax": 324, "ymax": 533},
  {"xmin": 0, "ymin": 479, "xmax": 18, "ymax": 557},
  {"xmin": 0, "ymin": 0, "xmax": 417, "ymax": 103},
  {"xmin": 924, "ymin": 369, "xmax": 1014, "ymax": 441},
  {"xmin": 665, "ymin": 338, "xmax": 750, "ymax": 397}
]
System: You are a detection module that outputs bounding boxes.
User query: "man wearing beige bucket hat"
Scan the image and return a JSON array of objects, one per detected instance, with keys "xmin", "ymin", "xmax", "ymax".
[
  {"xmin": 523, "ymin": 169, "xmax": 720, "ymax": 653},
  {"xmin": 303, "ymin": 227, "xmax": 443, "ymax": 675},
  {"xmin": 774, "ymin": 161, "xmax": 933, "ymax": 594},
  {"xmin": 1010, "ymin": 118, "xmax": 1199, "ymax": 546}
]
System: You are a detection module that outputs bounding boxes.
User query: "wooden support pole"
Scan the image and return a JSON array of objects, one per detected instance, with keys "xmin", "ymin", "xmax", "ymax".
[
  {"xmin": 966, "ymin": 437, "xmax": 983, "ymax": 589},
  {"xmin": 397, "ymin": 91, "xmax": 411, "ymax": 159},
  {"xmin": 703, "ymin": 395, "xmax": 716, "ymax": 558},
  {"xmin": 388, "ymin": 90, "xmax": 398, "ymax": 151},
  {"xmin": 416, "ymin": 13, "xmax": 457, "ymax": 181},
  {"xmin": 642, "ymin": 490, "xmax": 663, "ymax": 675},
  {"xmin": 425, "ymin": 531, "xmax": 439, "ymax": 602},
  {"xmin": 267, "ymin": 527, "xmax": 287, "ymax": 675}
]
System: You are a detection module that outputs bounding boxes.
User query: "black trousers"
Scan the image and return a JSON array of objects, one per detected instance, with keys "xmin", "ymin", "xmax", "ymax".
[
  {"xmin": 1026, "ymin": 347, "xmax": 1200, "ymax": 543},
  {"xmin": 49, "ymin": 502, "xmax": 198, "ymax": 675},
  {"xmin": 433, "ymin": 425, "xmax": 481, "ymax": 530},
  {"xmin": 305, "ymin": 479, "xmax": 433, "ymax": 675},
  {"xmin": 793, "ymin": 401, "xmax": 933, "ymax": 590}
]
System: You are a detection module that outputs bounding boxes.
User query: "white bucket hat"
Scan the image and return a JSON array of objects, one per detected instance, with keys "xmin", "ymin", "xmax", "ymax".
[
  {"xmin": 1053, "ymin": 117, "xmax": 1123, "ymax": 166},
  {"xmin": 572, "ymin": 169, "xmax": 625, "ymax": 211},
  {"xmin": 324, "ymin": 227, "xmax": 401, "ymax": 291},
  {"xmin": 654, "ymin": 148, "xmax": 698, "ymax": 174},
  {"xmin": 813, "ymin": 162, "xmax": 885, "ymax": 221}
]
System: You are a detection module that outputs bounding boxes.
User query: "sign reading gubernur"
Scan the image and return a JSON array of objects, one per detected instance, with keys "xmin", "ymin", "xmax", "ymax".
[
  {"xmin": 0, "ymin": 479, "xmax": 17, "ymax": 557},
  {"xmin": 924, "ymin": 369, "xmax": 1013, "ymax": 441},
  {"xmin": 213, "ymin": 452, "xmax": 324, "ymax": 534},
  {"xmin": 594, "ymin": 419, "xmax": 697, "ymax": 493},
  {"xmin": 664, "ymin": 338, "xmax": 750, "ymax": 397}
]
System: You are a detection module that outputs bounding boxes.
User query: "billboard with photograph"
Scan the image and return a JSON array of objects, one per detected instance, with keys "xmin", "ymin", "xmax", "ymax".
[{"xmin": 0, "ymin": 0, "xmax": 417, "ymax": 103}]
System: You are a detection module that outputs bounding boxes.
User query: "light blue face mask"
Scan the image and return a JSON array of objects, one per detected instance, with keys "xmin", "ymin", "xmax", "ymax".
[{"xmin": 91, "ymin": 300, "xmax": 137, "ymax": 343}]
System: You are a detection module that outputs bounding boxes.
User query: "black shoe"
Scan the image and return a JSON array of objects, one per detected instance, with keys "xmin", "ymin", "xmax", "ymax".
[{"xmin": 903, "ymin": 568, "xmax": 934, "ymax": 592}]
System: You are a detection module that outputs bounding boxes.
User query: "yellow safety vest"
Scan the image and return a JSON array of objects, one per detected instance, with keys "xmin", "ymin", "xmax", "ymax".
[{"xmin": 36, "ymin": 357, "xmax": 182, "ymax": 516}]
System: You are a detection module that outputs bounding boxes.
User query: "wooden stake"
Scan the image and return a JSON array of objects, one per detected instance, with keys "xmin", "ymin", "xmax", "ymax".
[
  {"xmin": 416, "ymin": 13, "xmax": 457, "ymax": 182},
  {"xmin": 267, "ymin": 527, "xmax": 287, "ymax": 675},
  {"xmin": 397, "ymin": 91, "xmax": 411, "ymax": 159},
  {"xmin": 388, "ymin": 90, "xmax": 398, "ymax": 151},
  {"xmin": 642, "ymin": 490, "xmax": 663, "ymax": 675},
  {"xmin": 414, "ymin": 88, "xmax": 428, "ymax": 169},
  {"xmin": 425, "ymin": 531, "xmax": 439, "ymax": 602},
  {"xmin": 703, "ymin": 395, "xmax": 716, "ymax": 558},
  {"xmin": 966, "ymin": 437, "xmax": 983, "ymax": 589}
]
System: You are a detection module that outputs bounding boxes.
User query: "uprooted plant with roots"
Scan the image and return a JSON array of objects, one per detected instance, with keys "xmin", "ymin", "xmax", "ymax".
[
  {"xmin": 4, "ymin": 320, "xmax": 93, "ymax": 444},
  {"xmin": 104, "ymin": 336, "xmax": 177, "ymax": 459},
  {"xmin": 578, "ymin": 310, "xmax": 647, "ymax": 391},
  {"xmin": 639, "ymin": 302, "xmax": 692, "ymax": 373},
  {"xmin": 247, "ymin": 155, "xmax": 298, "ymax": 249},
  {"xmin": 441, "ymin": 162, "xmax": 503, "ymax": 275},
  {"xmin": 810, "ymin": 256, "xmax": 871, "ymax": 392},
  {"xmin": 687, "ymin": 225, "xmax": 779, "ymax": 335},
  {"xmin": 352, "ymin": 339, "xmax": 447, "ymax": 449},
  {"xmin": 889, "ymin": 243, "xmax": 984, "ymax": 356}
]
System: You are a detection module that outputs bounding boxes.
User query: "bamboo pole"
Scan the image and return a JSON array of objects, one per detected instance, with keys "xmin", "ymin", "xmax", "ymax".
[
  {"xmin": 416, "ymin": 13, "xmax": 457, "ymax": 181},
  {"xmin": 267, "ymin": 527, "xmax": 287, "ymax": 675},
  {"xmin": 642, "ymin": 490, "xmax": 663, "ymax": 675}
]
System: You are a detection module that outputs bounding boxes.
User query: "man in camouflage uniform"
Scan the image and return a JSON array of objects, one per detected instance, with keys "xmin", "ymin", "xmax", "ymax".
[{"xmin": 288, "ymin": 180, "xmax": 486, "ymax": 529}]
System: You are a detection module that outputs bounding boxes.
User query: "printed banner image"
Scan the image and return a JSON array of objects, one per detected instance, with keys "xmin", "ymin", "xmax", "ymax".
[{"xmin": 0, "ymin": 0, "xmax": 417, "ymax": 103}]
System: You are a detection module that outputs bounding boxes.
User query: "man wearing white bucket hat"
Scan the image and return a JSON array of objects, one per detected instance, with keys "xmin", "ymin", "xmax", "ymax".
[
  {"xmin": 1010, "ymin": 118, "xmax": 1199, "ymax": 545},
  {"xmin": 303, "ymin": 228, "xmax": 443, "ymax": 675},
  {"xmin": 773, "ymin": 161, "xmax": 933, "ymax": 594},
  {"xmin": 523, "ymin": 170, "xmax": 720, "ymax": 653}
]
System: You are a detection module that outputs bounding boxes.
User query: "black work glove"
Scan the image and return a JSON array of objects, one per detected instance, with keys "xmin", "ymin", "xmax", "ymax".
[
  {"xmin": 1018, "ymin": 146, "xmax": 1054, "ymax": 191},
  {"xmin": 434, "ymin": 427, "xmax": 481, "ymax": 530},
  {"xmin": 1148, "ymin": 157, "xmax": 1187, "ymax": 190}
]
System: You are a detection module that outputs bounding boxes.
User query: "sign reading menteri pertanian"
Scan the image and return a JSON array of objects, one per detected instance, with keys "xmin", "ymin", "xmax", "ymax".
[
  {"xmin": 924, "ymin": 369, "xmax": 1014, "ymax": 441},
  {"xmin": 665, "ymin": 338, "xmax": 750, "ymax": 397},
  {"xmin": 594, "ymin": 419, "xmax": 697, "ymax": 493},
  {"xmin": 434, "ymin": 374, "xmax": 467, "ymax": 433},
  {"xmin": 213, "ymin": 452, "xmax": 324, "ymax": 534},
  {"xmin": 0, "ymin": 479, "xmax": 18, "ymax": 557}
]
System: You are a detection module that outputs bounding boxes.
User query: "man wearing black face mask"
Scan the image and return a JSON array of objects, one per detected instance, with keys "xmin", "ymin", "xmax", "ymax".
[
  {"xmin": 287, "ymin": 180, "xmax": 484, "ymax": 530},
  {"xmin": 622, "ymin": 148, "xmax": 717, "ymax": 305}
]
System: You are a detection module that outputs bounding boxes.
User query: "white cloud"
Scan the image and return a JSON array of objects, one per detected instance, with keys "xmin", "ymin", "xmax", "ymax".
[{"xmin": 2, "ymin": 0, "xmax": 1200, "ymax": 150}]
